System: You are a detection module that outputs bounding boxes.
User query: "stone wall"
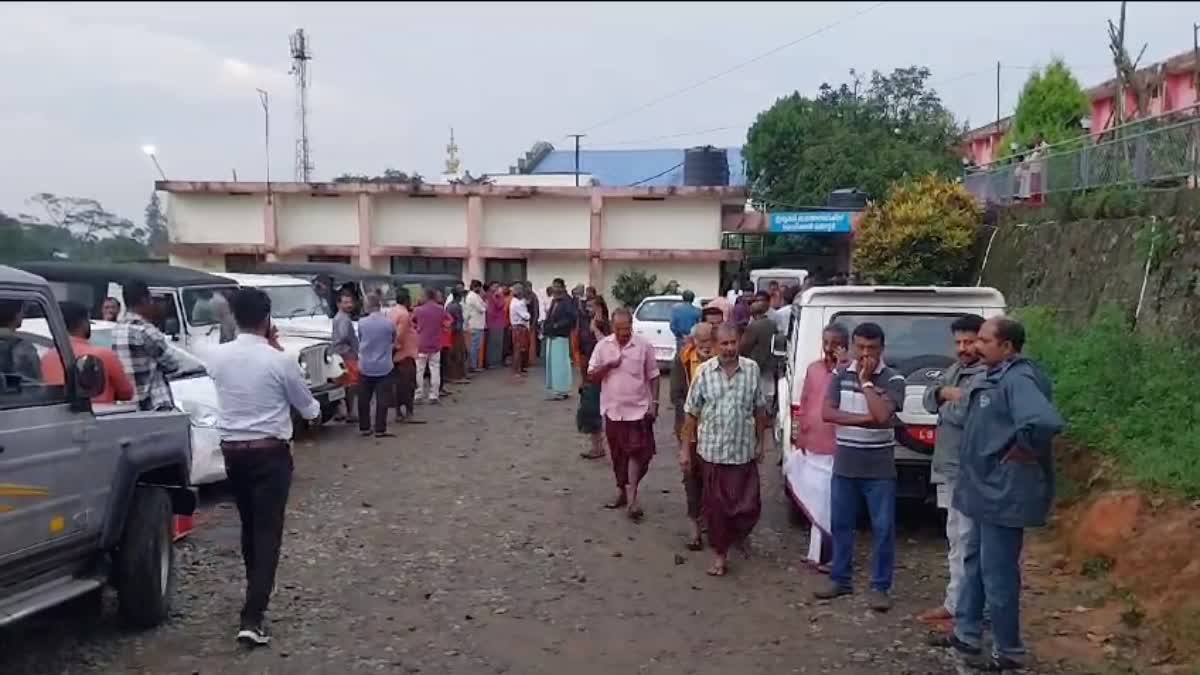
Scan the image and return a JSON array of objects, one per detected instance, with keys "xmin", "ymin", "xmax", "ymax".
[{"xmin": 978, "ymin": 189, "xmax": 1200, "ymax": 338}]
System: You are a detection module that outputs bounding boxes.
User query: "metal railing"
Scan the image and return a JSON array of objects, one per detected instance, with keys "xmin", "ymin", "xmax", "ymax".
[{"xmin": 964, "ymin": 107, "xmax": 1200, "ymax": 205}]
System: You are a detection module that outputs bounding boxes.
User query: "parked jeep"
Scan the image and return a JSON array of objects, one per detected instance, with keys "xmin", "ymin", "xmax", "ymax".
[{"xmin": 0, "ymin": 265, "xmax": 195, "ymax": 628}]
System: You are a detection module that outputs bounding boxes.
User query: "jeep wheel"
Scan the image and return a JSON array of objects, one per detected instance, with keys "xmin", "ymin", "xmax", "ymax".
[{"xmin": 114, "ymin": 486, "xmax": 176, "ymax": 628}]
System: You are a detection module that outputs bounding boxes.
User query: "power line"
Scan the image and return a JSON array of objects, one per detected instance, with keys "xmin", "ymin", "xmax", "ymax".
[
  {"xmin": 627, "ymin": 162, "xmax": 684, "ymax": 187},
  {"xmin": 592, "ymin": 125, "xmax": 743, "ymax": 147},
  {"xmin": 578, "ymin": 1, "xmax": 888, "ymax": 134}
]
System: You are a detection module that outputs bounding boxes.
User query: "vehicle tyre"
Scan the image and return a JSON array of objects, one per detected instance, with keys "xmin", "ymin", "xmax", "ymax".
[
  {"xmin": 320, "ymin": 403, "xmax": 339, "ymax": 424},
  {"xmin": 114, "ymin": 486, "xmax": 176, "ymax": 628}
]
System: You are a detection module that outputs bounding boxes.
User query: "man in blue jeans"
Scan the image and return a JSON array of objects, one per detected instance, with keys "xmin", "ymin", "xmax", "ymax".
[
  {"xmin": 933, "ymin": 317, "xmax": 1063, "ymax": 671},
  {"xmin": 814, "ymin": 322, "xmax": 905, "ymax": 612}
]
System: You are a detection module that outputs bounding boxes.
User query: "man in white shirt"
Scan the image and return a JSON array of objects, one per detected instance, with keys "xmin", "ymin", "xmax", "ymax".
[
  {"xmin": 509, "ymin": 281, "xmax": 531, "ymax": 377},
  {"xmin": 206, "ymin": 288, "xmax": 320, "ymax": 648},
  {"xmin": 463, "ymin": 280, "xmax": 487, "ymax": 373}
]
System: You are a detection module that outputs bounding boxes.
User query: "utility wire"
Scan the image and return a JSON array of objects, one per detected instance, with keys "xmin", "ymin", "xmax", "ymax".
[
  {"xmin": 627, "ymin": 162, "xmax": 685, "ymax": 187},
  {"xmin": 593, "ymin": 125, "xmax": 743, "ymax": 147},
  {"xmin": 578, "ymin": 1, "xmax": 888, "ymax": 134}
]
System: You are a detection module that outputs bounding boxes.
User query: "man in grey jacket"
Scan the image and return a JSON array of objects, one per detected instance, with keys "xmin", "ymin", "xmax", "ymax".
[
  {"xmin": 935, "ymin": 317, "xmax": 1064, "ymax": 671},
  {"xmin": 917, "ymin": 314, "xmax": 986, "ymax": 631}
]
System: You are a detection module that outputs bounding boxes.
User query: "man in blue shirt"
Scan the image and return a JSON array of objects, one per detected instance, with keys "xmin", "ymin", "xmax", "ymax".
[
  {"xmin": 669, "ymin": 290, "xmax": 701, "ymax": 348},
  {"xmin": 356, "ymin": 292, "xmax": 397, "ymax": 438}
]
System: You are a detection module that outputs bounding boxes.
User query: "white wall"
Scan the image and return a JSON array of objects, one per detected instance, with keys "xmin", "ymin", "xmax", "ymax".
[
  {"xmin": 601, "ymin": 199, "xmax": 721, "ymax": 250},
  {"xmin": 276, "ymin": 194, "xmax": 358, "ymax": 248},
  {"xmin": 373, "ymin": 196, "xmax": 467, "ymax": 247},
  {"xmin": 169, "ymin": 194, "xmax": 265, "ymax": 245},
  {"xmin": 481, "ymin": 197, "xmax": 589, "ymax": 249},
  {"xmin": 526, "ymin": 258, "xmax": 590, "ymax": 301},
  {"xmin": 601, "ymin": 261, "xmax": 720, "ymax": 307}
]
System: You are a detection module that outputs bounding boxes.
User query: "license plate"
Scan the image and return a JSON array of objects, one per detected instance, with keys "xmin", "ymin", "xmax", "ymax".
[{"xmin": 326, "ymin": 388, "xmax": 345, "ymax": 402}]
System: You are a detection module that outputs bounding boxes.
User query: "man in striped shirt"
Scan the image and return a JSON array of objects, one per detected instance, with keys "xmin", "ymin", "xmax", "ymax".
[{"xmin": 814, "ymin": 322, "xmax": 906, "ymax": 612}]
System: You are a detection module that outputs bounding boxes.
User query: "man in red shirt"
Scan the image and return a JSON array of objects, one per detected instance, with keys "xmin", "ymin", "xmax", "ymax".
[
  {"xmin": 412, "ymin": 287, "xmax": 450, "ymax": 404},
  {"xmin": 42, "ymin": 301, "xmax": 134, "ymax": 404}
]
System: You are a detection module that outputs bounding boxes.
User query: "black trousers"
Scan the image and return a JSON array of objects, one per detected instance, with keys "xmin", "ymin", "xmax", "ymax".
[
  {"xmin": 393, "ymin": 358, "xmax": 416, "ymax": 417},
  {"xmin": 357, "ymin": 369, "xmax": 393, "ymax": 434},
  {"xmin": 222, "ymin": 444, "xmax": 293, "ymax": 625}
]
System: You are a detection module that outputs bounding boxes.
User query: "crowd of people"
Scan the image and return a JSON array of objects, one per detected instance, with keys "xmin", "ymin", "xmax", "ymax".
[{"xmin": 13, "ymin": 272, "xmax": 1062, "ymax": 670}]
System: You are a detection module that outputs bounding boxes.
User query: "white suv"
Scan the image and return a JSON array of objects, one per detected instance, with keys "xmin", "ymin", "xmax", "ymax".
[{"xmin": 775, "ymin": 286, "xmax": 1007, "ymax": 505}]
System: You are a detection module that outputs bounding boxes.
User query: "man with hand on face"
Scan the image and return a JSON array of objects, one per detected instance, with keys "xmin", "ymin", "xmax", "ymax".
[
  {"xmin": 815, "ymin": 322, "xmax": 906, "ymax": 613},
  {"xmin": 933, "ymin": 317, "xmax": 1063, "ymax": 672},
  {"xmin": 683, "ymin": 323, "xmax": 768, "ymax": 577},
  {"xmin": 206, "ymin": 288, "xmax": 320, "ymax": 647},
  {"xmin": 917, "ymin": 314, "xmax": 986, "ymax": 633},
  {"xmin": 588, "ymin": 307, "xmax": 660, "ymax": 521}
]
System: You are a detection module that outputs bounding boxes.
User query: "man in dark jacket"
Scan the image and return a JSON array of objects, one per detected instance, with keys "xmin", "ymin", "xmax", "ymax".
[{"xmin": 936, "ymin": 317, "xmax": 1064, "ymax": 671}]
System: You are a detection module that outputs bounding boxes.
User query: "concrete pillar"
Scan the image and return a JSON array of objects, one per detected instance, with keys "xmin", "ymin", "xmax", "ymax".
[
  {"xmin": 466, "ymin": 195, "xmax": 483, "ymax": 281},
  {"xmin": 264, "ymin": 194, "xmax": 278, "ymax": 262},
  {"xmin": 588, "ymin": 192, "xmax": 603, "ymax": 289},
  {"xmin": 356, "ymin": 193, "xmax": 372, "ymax": 269}
]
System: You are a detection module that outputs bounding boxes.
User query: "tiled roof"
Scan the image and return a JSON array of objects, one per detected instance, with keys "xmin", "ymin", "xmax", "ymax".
[{"xmin": 527, "ymin": 147, "xmax": 745, "ymax": 187}]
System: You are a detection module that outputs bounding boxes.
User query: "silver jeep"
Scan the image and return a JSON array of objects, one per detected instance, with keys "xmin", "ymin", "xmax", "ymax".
[{"xmin": 0, "ymin": 265, "xmax": 194, "ymax": 628}]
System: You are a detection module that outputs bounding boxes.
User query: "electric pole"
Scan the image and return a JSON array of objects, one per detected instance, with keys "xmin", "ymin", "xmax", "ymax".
[
  {"xmin": 567, "ymin": 133, "xmax": 586, "ymax": 186},
  {"xmin": 256, "ymin": 88, "xmax": 271, "ymax": 198}
]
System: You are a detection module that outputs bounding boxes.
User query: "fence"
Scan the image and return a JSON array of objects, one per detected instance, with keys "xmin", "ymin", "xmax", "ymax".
[{"xmin": 964, "ymin": 111, "xmax": 1200, "ymax": 205}]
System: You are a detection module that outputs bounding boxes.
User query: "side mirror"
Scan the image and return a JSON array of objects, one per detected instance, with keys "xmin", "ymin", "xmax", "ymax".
[
  {"xmin": 770, "ymin": 333, "xmax": 788, "ymax": 358},
  {"xmin": 75, "ymin": 354, "xmax": 106, "ymax": 399},
  {"xmin": 163, "ymin": 317, "xmax": 181, "ymax": 338}
]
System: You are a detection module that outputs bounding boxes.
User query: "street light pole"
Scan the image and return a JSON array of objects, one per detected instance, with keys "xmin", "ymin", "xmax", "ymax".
[
  {"xmin": 256, "ymin": 89, "xmax": 271, "ymax": 191},
  {"xmin": 141, "ymin": 145, "xmax": 167, "ymax": 181}
]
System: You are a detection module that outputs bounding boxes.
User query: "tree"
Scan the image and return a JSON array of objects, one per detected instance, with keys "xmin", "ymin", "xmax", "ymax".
[
  {"xmin": 23, "ymin": 193, "xmax": 142, "ymax": 242},
  {"xmin": 144, "ymin": 191, "xmax": 169, "ymax": 256},
  {"xmin": 851, "ymin": 174, "xmax": 981, "ymax": 285},
  {"xmin": 610, "ymin": 269, "xmax": 658, "ymax": 308},
  {"xmin": 332, "ymin": 169, "xmax": 425, "ymax": 187},
  {"xmin": 744, "ymin": 66, "xmax": 961, "ymax": 209},
  {"xmin": 994, "ymin": 59, "xmax": 1090, "ymax": 162}
]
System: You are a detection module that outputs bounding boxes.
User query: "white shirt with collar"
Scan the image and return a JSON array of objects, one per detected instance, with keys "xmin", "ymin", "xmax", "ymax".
[
  {"xmin": 509, "ymin": 297, "xmax": 531, "ymax": 327},
  {"xmin": 206, "ymin": 333, "xmax": 321, "ymax": 442}
]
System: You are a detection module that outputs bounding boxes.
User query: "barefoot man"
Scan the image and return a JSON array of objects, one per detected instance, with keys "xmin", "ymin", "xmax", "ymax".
[
  {"xmin": 683, "ymin": 323, "xmax": 768, "ymax": 576},
  {"xmin": 588, "ymin": 307, "xmax": 660, "ymax": 520},
  {"xmin": 673, "ymin": 322, "xmax": 716, "ymax": 551}
]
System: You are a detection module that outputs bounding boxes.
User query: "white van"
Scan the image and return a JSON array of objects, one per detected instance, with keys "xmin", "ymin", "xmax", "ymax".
[
  {"xmin": 750, "ymin": 268, "xmax": 808, "ymax": 293},
  {"xmin": 776, "ymin": 286, "xmax": 1007, "ymax": 503}
]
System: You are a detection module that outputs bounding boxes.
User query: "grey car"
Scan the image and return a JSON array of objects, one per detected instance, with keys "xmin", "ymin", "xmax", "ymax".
[{"xmin": 0, "ymin": 265, "xmax": 195, "ymax": 628}]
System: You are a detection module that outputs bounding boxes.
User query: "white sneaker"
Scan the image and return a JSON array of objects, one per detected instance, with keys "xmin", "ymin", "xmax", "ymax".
[{"xmin": 237, "ymin": 622, "xmax": 271, "ymax": 647}]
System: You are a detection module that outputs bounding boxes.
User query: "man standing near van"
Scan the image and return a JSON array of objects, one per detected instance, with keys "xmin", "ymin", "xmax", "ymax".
[
  {"xmin": 815, "ymin": 322, "xmax": 905, "ymax": 612},
  {"xmin": 113, "ymin": 280, "xmax": 178, "ymax": 411},
  {"xmin": 207, "ymin": 288, "xmax": 320, "ymax": 647},
  {"xmin": 935, "ymin": 317, "xmax": 1063, "ymax": 671},
  {"xmin": 917, "ymin": 314, "xmax": 986, "ymax": 633}
]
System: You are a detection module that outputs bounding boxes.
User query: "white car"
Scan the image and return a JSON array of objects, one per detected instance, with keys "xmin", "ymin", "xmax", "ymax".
[
  {"xmin": 775, "ymin": 286, "xmax": 1007, "ymax": 506},
  {"xmin": 22, "ymin": 319, "xmax": 225, "ymax": 485},
  {"xmin": 631, "ymin": 294, "xmax": 704, "ymax": 369}
]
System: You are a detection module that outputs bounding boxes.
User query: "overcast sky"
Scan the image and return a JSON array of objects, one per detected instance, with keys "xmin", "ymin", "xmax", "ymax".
[{"xmin": 2, "ymin": 1, "xmax": 1195, "ymax": 222}]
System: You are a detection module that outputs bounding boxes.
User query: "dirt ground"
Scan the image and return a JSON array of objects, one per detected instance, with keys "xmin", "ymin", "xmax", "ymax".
[{"xmin": 0, "ymin": 368, "xmax": 1104, "ymax": 674}]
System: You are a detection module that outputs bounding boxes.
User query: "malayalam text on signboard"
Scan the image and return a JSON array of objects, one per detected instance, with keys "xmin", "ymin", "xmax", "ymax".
[{"xmin": 767, "ymin": 211, "xmax": 853, "ymax": 234}]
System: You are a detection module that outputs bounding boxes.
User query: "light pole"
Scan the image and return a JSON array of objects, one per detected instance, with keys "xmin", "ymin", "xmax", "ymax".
[
  {"xmin": 256, "ymin": 89, "xmax": 271, "ymax": 191},
  {"xmin": 141, "ymin": 144, "xmax": 167, "ymax": 181}
]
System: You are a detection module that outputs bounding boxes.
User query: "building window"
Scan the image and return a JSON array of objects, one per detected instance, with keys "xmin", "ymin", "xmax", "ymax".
[
  {"xmin": 308, "ymin": 254, "xmax": 351, "ymax": 264},
  {"xmin": 484, "ymin": 258, "xmax": 526, "ymax": 285},
  {"xmin": 225, "ymin": 253, "xmax": 264, "ymax": 272},
  {"xmin": 390, "ymin": 256, "xmax": 463, "ymax": 277}
]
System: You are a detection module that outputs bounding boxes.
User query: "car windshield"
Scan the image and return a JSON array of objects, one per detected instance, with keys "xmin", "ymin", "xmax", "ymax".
[
  {"xmin": 90, "ymin": 327, "xmax": 208, "ymax": 379},
  {"xmin": 263, "ymin": 285, "xmax": 328, "ymax": 318},
  {"xmin": 829, "ymin": 312, "xmax": 965, "ymax": 367},
  {"xmin": 636, "ymin": 299, "xmax": 684, "ymax": 322},
  {"xmin": 181, "ymin": 286, "xmax": 238, "ymax": 327},
  {"xmin": 755, "ymin": 276, "xmax": 802, "ymax": 292}
]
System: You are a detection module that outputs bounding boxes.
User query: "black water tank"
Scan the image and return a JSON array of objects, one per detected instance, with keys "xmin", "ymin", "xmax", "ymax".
[
  {"xmin": 827, "ymin": 188, "xmax": 867, "ymax": 209},
  {"xmin": 683, "ymin": 146, "xmax": 730, "ymax": 186}
]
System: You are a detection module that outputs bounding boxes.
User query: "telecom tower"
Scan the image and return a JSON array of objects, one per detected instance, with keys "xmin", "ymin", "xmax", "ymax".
[{"xmin": 289, "ymin": 28, "xmax": 314, "ymax": 182}]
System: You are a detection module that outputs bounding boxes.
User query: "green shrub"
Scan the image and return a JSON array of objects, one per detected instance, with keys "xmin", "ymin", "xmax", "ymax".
[
  {"xmin": 610, "ymin": 269, "xmax": 658, "ymax": 308},
  {"xmin": 1021, "ymin": 306, "xmax": 1200, "ymax": 496}
]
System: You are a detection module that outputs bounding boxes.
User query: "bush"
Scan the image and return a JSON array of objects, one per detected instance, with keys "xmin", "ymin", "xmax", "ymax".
[
  {"xmin": 852, "ymin": 173, "xmax": 981, "ymax": 285},
  {"xmin": 1021, "ymin": 306, "xmax": 1200, "ymax": 496},
  {"xmin": 611, "ymin": 269, "xmax": 658, "ymax": 308}
]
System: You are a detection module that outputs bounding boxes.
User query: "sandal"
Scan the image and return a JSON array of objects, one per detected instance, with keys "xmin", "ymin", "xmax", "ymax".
[
  {"xmin": 579, "ymin": 450, "xmax": 606, "ymax": 460},
  {"xmin": 603, "ymin": 497, "xmax": 628, "ymax": 509},
  {"xmin": 626, "ymin": 506, "xmax": 644, "ymax": 522},
  {"xmin": 685, "ymin": 537, "xmax": 704, "ymax": 552},
  {"xmin": 706, "ymin": 563, "xmax": 728, "ymax": 577}
]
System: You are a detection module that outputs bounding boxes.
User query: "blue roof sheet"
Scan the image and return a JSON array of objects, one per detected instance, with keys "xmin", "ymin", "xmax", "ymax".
[{"xmin": 529, "ymin": 147, "xmax": 745, "ymax": 187}]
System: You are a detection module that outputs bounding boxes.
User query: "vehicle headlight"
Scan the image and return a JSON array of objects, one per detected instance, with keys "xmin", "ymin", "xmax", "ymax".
[
  {"xmin": 178, "ymin": 400, "xmax": 219, "ymax": 428},
  {"xmin": 323, "ymin": 351, "xmax": 332, "ymax": 364},
  {"xmin": 298, "ymin": 357, "xmax": 310, "ymax": 378}
]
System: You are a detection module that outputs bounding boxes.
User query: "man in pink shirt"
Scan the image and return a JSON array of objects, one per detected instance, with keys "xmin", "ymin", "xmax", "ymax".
[
  {"xmin": 587, "ymin": 307, "xmax": 661, "ymax": 521},
  {"xmin": 412, "ymin": 287, "xmax": 450, "ymax": 404},
  {"xmin": 788, "ymin": 323, "xmax": 849, "ymax": 570}
]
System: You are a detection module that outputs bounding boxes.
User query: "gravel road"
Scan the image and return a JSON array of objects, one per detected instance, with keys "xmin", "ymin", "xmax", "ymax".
[{"xmin": 0, "ymin": 368, "xmax": 1054, "ymax": 674}]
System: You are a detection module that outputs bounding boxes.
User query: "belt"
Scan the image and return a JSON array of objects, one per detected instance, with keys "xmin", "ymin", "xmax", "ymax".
[{"xmin": 220, "ymin": 438, "xmax": 290, "ymax": 451}]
